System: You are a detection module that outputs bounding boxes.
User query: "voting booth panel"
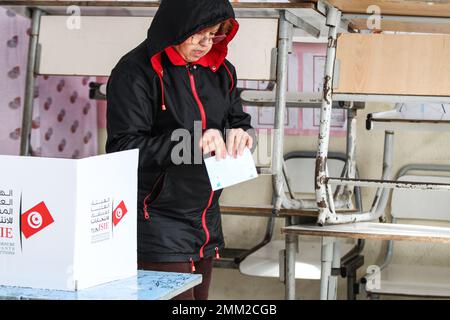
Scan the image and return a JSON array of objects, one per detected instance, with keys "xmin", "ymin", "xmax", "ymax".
[{"xmin": 0, "ymin": 149, "xmax": 138, "ymax": 291}]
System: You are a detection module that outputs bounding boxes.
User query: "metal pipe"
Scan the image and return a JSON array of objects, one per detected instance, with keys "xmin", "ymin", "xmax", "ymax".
[
  {"xmin": 315, "ymin": 5, "xmax": 341, "ymax": 226},
  {"xmin": 20, "ymin": 8, "xmax": 43, "ymax": 156},
  {"xmin": 234, "ymin": 214, "xmax": 275, "ymax": 264},
  {"xmin": 272, "ymin": 10, "xmax": 291, "ymax": 211},
  {"xmin": 285, "ymin": 231, "xmax": 297, "ymax": 300},
  {"xmin": 270, "ymin": 10, "xmax": 294, "ymax": 301},
  {"xmin": 281, "ymin": 151, "xmax": 356, "ymax": 210},
  {"xmin": 328, "ymin": 239, "xmax": 340, "ymax": 300},
  {"xmin": 282, "ymin": 159, "xmax": 295, "ymax": 200},
  {"xmin": 320, "ymin": 236, "xmax": 334, "ymax": 300},
  {"xmin": 343, "ymin": 107, "xmax": 357, "ymax": 205},
  {"xmin": 396, "ymin": 164, "xmax": 450, "ymax": 180},
  {"xmin": 372, "ymin": 131, "xmax": 394, "ymax": 221},
  {"xmin": 319, "ymin": 131, "xmax": 394, "ymax": 224},
  {"xmin": 378, "ymin": 164, "xmax": 450, "ymax": 273},
  {"xmin": 326, "ymin": 177, "xmax": 450, "ymax": 191},
  {"xmin": 379, "ymin": 217, "xmax": 396, "ymax": 271},
  {"xmin": 332, "ymin": 105, "xmax": 358, "ymax": 203}
]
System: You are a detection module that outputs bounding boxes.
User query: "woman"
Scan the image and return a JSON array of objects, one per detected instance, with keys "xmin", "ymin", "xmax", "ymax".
[{"xmin": 106, "ymin": 0, "xmax": 256, "ymax": 300}]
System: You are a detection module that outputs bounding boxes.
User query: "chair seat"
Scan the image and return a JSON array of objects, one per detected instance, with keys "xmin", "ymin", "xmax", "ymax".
[
  {"xmin": 366, "ymin": 264, "xmax": 450, "ymax": 297},
  {"xmin": 239, "ymin": 239, "xmax": 354, "ymax": 280}
]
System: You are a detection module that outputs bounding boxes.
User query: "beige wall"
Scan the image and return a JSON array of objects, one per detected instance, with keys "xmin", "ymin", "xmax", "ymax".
[{"xmin": 98, "ymin": 102, "xmax": 450, "ymax": 299}]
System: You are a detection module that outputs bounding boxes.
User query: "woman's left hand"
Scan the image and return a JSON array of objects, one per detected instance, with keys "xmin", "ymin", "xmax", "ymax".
[{"xmin": 226, "ymin": 128, "xmax": 253, "ymax": 158}]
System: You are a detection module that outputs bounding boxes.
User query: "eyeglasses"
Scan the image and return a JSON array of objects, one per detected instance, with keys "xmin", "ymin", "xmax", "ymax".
[{"xmin": 190, "ymin": 33, "xmax": 227, "ymax": 45}]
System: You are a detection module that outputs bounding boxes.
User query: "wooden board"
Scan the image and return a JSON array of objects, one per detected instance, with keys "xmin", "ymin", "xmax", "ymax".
[
  {"xmin": 282, "ymin": 222, "xmax": 450, "ymax": 243},
  {"xmin": 289, "ymin": 0, "xmax": 450, "ymax": 18},
  {"xmin": 37, "ymin": 16, "xmax": 278, "ymax": 79},
  {"xmin": 291, "ymin": 0, "xmax": 450, "ymax": 33},
  {"xmin": 334, "ymin": 33, "xmax": 450, "ymax": 97},
  {"xmin": 325, "ymin": 0, "xmax": 450, "ymax": 18},
  {"xmin": 350, "ymin": 19, "xmax": 450, "ymax": 35}
]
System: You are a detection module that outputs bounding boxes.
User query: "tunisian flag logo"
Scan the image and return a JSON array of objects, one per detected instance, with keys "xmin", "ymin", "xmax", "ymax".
[
  {"xmin": 21, "ymin": 201, "xmax": 55, "ymax": 239},
  {"xmin": 113, "ymin": 200, "xmax": 128, "ymax": 226}
]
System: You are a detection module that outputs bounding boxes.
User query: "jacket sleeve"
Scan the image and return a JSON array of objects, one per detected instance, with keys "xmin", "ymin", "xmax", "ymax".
[
  {"xmin": 225, "ymin": 62, "xmax": 258, "ymax": 154},
  {"xmin": 105, "ymin": 66, "xmax": 182, "ymax": 171}
]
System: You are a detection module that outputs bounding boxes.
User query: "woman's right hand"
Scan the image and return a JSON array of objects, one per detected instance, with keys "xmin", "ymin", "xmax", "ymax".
[{"xmin": 199, "ymin": 129, "xmax": 227, "ymax": 160}]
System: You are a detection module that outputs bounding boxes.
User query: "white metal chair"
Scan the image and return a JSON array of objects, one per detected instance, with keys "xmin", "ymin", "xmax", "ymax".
[
  {"xmin": 239, "ymin": 153, "xmax": 358, "ymax": 281},
  {"xmin": 364, "ymin": 164, "xmax": 450, "ymax": 298}
]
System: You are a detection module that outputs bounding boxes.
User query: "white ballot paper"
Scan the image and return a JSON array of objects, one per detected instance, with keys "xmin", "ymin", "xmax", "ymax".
[{"xmin": 204, "ymin": 147, "xmax": 258, "ymax": 191}]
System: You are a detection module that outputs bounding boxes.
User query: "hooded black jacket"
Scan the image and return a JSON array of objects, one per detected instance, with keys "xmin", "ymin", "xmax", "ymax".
[{"xmin": 106, "ymin": 0, "xmax": 256, "ymax": 264}]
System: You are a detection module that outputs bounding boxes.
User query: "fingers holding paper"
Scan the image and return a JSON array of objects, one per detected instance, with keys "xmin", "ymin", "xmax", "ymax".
[
  {"xmin": 199, "ymin": 128, "xmax": 227, "ymax": 160},
  {"xmin": 226, "ymin": 128, "xmax": 253, "ymax": 158}
]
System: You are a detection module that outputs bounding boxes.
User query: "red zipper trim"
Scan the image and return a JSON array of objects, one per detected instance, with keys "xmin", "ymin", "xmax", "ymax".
[
  {"xmin": 143, "ymin": 173, "xmax": 164, "ymax": 220},
  {"xmin": 187, "ymin": 68, "xmax": 206, "ymax": 130},
  {"xmin": 186, "ymin": 66, "xmax": 214, "ymax": 259},
  {"xmin": 199, "ymin": 190, "xmax": 214, "ymax": 258},
  {"xmin": 190, "ymin": 258, "xmax": 196, "ymax": 273},
  {"xmin": 158, "ymin": 71, "xmax": 166, "ymax": 111},
  {"xmin": 215, "ymin": 247, "xmax": 220, "ymax": 260}
]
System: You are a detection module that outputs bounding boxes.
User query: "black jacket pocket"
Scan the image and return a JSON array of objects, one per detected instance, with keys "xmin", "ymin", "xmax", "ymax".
[{"xmin": 143, "ymin": 171, "xmax": 168, "ymax": 219}]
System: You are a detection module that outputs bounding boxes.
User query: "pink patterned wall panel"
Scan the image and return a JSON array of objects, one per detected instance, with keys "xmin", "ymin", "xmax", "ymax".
[{"xmin": 0, "ymin": 7, "xmax": 97, "ymax": 158}]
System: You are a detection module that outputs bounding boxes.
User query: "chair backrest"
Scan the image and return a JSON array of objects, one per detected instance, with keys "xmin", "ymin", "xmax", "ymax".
[
  {"xmin": 391, "ymin": 175, "xmax": 450, "ymax": 222},
  {"xmin": 285, "ymin": 157, "xmax": 345, "ymax": 194}
]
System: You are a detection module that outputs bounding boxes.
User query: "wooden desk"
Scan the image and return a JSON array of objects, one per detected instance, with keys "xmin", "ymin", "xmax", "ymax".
[{"xmin": 282, "ymin": 222, "xmax": 450, "ymax": 243}]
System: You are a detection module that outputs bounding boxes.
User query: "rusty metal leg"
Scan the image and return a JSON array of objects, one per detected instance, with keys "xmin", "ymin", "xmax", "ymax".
[
  {"xmin": 316, "ymin": 5, "xmax": 341, "ymax": 226},
  {"xmin": 343, "ymin": 107, "xmax": 357, "ymax": 207}
]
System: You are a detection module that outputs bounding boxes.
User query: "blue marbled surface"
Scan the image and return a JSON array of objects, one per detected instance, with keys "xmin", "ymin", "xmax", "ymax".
[{"xmin": 0, "ymin": 270, "xmax": 202, "ymax": 300}]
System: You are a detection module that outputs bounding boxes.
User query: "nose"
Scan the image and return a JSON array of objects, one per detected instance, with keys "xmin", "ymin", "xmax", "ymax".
[{"xmin": 198, "ymin": 39, "xmax": 211, "ymax": 48}]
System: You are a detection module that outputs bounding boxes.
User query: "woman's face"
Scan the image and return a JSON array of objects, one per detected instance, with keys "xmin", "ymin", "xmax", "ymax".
[{"xmin": 174, "ymin": 23, "xmax": 221, "ymax": 63}]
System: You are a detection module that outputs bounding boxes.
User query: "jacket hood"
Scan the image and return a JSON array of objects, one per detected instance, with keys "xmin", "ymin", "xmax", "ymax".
[
  {"xmin": 147, "ymin": 0, "xmax": 239, "ymax": 111},
  {"xmin": 147, "ymin": 0, "xmax": 238, "ymax": 61}
]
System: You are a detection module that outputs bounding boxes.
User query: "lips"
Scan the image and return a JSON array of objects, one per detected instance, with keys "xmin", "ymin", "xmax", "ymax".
[{"xmin": 193, "ymin": 50, "xmax": 204, "ymax": 56}]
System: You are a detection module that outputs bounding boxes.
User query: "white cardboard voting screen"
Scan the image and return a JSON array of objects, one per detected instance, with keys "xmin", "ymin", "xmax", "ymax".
[{"xmin": 0, "ymin": 149, "xmax": 139, "ymax": 291}]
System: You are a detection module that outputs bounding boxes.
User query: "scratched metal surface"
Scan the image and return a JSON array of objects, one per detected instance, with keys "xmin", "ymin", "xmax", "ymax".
[{"xmin": 0, "ymin": 270, "xmax": 202, "ymax": 300}]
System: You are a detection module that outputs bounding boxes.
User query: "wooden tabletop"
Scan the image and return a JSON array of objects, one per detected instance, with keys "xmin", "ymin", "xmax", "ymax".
[{"xmin": 282, "ymin": 222, "xmax": 450, "ymax": 243}]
